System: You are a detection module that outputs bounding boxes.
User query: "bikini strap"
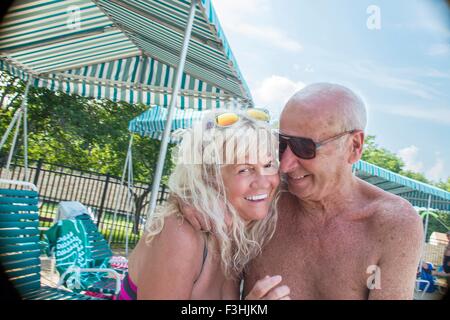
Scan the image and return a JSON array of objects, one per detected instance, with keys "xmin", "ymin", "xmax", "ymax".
[{"xmin": 194, "ymin": 233, "xmax": 209, "ymax": 283}]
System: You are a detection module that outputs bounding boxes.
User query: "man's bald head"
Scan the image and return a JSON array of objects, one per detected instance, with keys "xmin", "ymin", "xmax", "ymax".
[{"xmin": 283, "ymin": 83, "xmax": 367, "ymax": 133}]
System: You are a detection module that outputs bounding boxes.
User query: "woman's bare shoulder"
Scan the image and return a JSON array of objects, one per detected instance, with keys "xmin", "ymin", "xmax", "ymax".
[{"xmin": 134, "ymin": 214, "xmax": 206, "ymax": 299}]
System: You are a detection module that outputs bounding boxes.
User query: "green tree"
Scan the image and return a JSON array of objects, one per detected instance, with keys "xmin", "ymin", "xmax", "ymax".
[
  {"xmin": 361, "ymin": 135, "xmax": 404, "ymax": 173},
  {"xmin": 421, "ymin": 210, "xmax": 450, "ymax": 241},
  {"xmin": 436, "ymin": 177, "xmax": 450, "ymax": 192},
  {"xmin": 400, "ymin": 170, "xmax": 429, "ymax": 183},
  {"xmin": 1, "ymin": 71, "xmax": 175, "ymax": 233}
]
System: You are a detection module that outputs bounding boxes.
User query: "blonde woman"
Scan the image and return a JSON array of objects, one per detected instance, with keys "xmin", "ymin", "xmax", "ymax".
[{"xmin": 117, "ymin": 110, "xmax": 290, "ymax": 300}]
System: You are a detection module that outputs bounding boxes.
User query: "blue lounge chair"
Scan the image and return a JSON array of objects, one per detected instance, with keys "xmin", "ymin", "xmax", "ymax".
[{"xmin": 0, "ymin": 178, "xmax": 103, "ymax": 300}]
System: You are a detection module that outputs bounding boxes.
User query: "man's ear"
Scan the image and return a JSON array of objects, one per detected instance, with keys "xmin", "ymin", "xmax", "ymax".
[{"xmin": 348, "ymin": 131, "xmax": 364, "ymax": 164}]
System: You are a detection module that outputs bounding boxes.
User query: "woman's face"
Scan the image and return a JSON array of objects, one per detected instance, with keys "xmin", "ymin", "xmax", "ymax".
[{"xmin": 221, "ymin": 153, "xmax": 280, "ymax": 223}]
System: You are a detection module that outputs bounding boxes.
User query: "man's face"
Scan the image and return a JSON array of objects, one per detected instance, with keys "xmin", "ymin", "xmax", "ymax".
[{"xmin": 279, "ymin": 101, "xmax": 350, "ymax": 202}]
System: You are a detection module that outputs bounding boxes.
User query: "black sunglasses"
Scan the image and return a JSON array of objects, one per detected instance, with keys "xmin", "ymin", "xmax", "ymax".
[{"xmin": 279, "ymin": 130, "xmax": 358, "ymax": 160}]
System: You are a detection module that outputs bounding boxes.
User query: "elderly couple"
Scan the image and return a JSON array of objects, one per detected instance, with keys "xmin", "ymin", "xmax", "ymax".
[{"xmin": 117, "ymin": 83, "xmax": 423, "ymax": 300}]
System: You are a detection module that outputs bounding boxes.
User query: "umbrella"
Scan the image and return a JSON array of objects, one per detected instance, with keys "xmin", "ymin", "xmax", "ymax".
[{"xmin": 128, "ymin": 105, "xmax": 206, "ymax": 142}]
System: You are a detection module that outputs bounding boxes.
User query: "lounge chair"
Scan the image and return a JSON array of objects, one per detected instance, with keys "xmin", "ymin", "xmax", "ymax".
[
  {"xmin": 0, "ymin": 178, "xmax": 103, "ymax": 300},
  {"xmin": 43, "ymin": 203, "xmax": 125, "ymax": 297}
]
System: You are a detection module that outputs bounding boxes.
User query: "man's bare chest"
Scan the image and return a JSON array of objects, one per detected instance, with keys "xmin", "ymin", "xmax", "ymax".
[{"xmin": 252, "ymin": 221, "xmax": 379, "ymax": 299}]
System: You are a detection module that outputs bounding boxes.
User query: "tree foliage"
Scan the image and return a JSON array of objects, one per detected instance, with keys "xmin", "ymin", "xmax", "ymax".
[
  {"xmin": 361, "ymin": 135, "xmax": 440, "ymax": 185},
  {"xmin": 0, "ymin": 71, "xmax": 174, "ymax": 184},
  {"xmin": 361, "ymin": 135, "xmax": 404, "ymax": 173}
]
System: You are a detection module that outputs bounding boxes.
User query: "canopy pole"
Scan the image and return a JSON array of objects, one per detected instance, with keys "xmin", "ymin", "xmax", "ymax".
[
  {"xmin": 125, "ymin": 143, "xmax": 135, "ymax": 257},
  {"xmin": 418, "ymin": 195, "xmax": 432, "ymax": 275},
  {"xmin": 22, "ymin": 78, "xmax": 32, "ymax": 181},
  {"xmin": 1, "ymin": 78, "xmax": 32, "ymax": 180},
  {"xmin": 146, "ymin": 0, "xmax": 197, "ymax": 221},
  {"xmin": 0, "ymin": 108, "xmax": 22, "ymax": 152},
  {"xmin": 423, "ymin": 194, "xmax": 432, "ymax": 244},
  {"xmin": 108, "ymin": 134, "xmax": 134, "ymax": 245},
  {"xmin": 6, "ymin": 111, "xmax": 22, "ymax": 173}
]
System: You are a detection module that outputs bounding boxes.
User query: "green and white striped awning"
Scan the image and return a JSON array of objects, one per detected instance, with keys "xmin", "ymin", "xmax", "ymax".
[
  {"xmin": 0, "ymin": 0, "xmax": 253, "ymax": 110},
  {"xmin": 128, "ymin": 105, "xmax": 205, "ymax": 142},
  {"xmin": 354, "ymin": 160, "xmax": 450, "ymax": 211}
]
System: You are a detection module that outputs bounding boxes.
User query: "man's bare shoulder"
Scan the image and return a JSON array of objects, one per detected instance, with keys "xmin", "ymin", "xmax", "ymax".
[{"xmin": 359, "ymin": 180, "xmax": 423, "ymax": 238}]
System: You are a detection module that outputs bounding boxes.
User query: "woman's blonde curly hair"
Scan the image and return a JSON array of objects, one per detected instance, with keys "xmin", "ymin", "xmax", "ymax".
[{"xmin": 145, "ymin": 111, "xmax": 280, "ymax": 279}]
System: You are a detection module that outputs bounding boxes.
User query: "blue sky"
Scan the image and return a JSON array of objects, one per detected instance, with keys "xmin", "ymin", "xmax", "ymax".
[{"xmin": 213, "ymin": 0, "xmax": 450, "ymax": 182}]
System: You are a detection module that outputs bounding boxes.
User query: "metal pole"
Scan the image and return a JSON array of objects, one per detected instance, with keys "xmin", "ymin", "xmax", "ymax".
[
  {"xmin": 0, "ymin": 108, "xmax": 22, "ymax": 152},
  {"xmin": 146, "ymin": 0, "xmax": 197, "ymax": 220},
  {"xmin": 418, "ymin": 195, "xmax": 432, "ymax": 275},
  {"xmin": 423, "ymin": 195, "xmax": 432, "ymax": 243},
  {"xmin": 125, "ymin": 144, "xmax": 134, "ymax": 257},
  {"xmin": 6, "ymin": 111, "xmax": 22, "ymax": 172},
  {"xmin": 22, "ymin": 79, "xmax": 32, "ymax": 181},
  {"xmin": 108, "ymin": 134, "xmax": 134, "ymax": 245}
]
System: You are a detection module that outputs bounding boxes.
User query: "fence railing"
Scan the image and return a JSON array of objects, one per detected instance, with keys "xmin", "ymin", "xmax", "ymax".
[{"xmin": 0, "ymin": 158, "xmax": 169, "ymax": 245}]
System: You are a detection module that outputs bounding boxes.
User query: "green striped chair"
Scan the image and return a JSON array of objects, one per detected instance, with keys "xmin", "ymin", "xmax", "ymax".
[
  {"xmin": 44, "ymin": 213, "xmax": 124, "ymax": 297},
  {"xmin": 0, "ymin": 179, "xmax": 102, "ymax": 300},
  {"xmin": 75, "ymin": 214, "xmax": 126, "ymax": 297},
  {"xmin": 76, "ymin": 214, "xmax": 115, "ymax": 269},
  {"xmin": 47, "ymin": 214, "xmax": 123, "ymax": 297}
]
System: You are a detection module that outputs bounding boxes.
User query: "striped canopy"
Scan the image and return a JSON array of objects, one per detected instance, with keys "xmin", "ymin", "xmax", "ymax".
[
  {"xmin": 354, "ymin": 160, "xmax": 450, "ymax": 211},
  {"xmin": 0, "ymin": 0, "xmax": 253, "ymax": 110},
  {"xmin": 128, "ymin": 105, "xmax": 205, "ymax": 142}
]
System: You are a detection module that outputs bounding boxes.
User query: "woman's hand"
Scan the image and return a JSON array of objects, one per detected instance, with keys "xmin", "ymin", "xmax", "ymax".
[{"xmin": 245, "ymin": 275, "xmax": 291, "ymax": 300}]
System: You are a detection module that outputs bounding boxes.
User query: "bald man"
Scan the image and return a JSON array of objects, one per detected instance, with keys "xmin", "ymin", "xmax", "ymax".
[
  {"xmin": 182, "ymin": 83, "xmax": 423, "ymax": 299},
  {"xmin": 243, "ymin": 83, "xmax": 423, "ymax": 299}
]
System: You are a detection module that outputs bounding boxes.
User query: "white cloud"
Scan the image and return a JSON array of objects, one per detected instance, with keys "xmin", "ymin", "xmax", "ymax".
[
  {"xmin": 293, "ymin": 63, "xmax": 314, "ymax": 72},
  {"xmin": 252, "ymin": 75, "xmax": 305, "ymax": 116},
  {"xmin": 323, "ymin": 60, "xmax": 442, "ymax": 100},
  {"xmin": 304, "ymin": 64, "xmax": 315, "ymax": 73},
  {"xmin": 426, "ymin": 156, "xmax": 446, "ymax": 181},
  {"xmin": 226, "ymin": 23, "xmax": 303, "ymax": 53},
  {"xmin": 398, "ymin": 145, "xmax": 424, "ymax": 172},
  {"xmin": 427, "ymin": 43, "xmax": 450, "ymax": 56},
  {"xmin": 416, "ymin": 4, "xmax": 450, "ymax": 39},
  {"xmin": 424, "ymin": 68, "xmax": 450, "ymax": 79},
  {"xmin": 379, "ymin": 104, "xmax": 450, "ymax": 126},
  {"xmin": 213, "ymin": 0, "xmax": 271, "ymax": 18},
  {"xmin": 213, "ymin": 0, "xmax": 303, "ymax": 53},
  {"xmin": 349, "ymin": 61, "xmax": 441, "ymax": 100},
  {"xmin": 398, "ymin": 147, "xmax": 448, "ymax": 181}
]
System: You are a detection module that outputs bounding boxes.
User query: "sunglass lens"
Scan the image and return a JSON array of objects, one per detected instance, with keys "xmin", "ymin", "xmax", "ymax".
[
  {"xmin": 278, "ymin": 137, "xmax": 288, "ymax": 161},
  {"xmin": 216, "ymin": 113, "xmax": 239, "ymax": 127},
  {"xmin": 290, "ymin": 137, "xmax": 316, "ymax": 159},
  {"xmin": 246, "ymin": 109, "xmax": 270, "ymax": 122}
]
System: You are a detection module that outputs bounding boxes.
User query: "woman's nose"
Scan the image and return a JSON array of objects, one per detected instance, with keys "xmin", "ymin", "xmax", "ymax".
[{"xmin": 250, "ymin": 173, "xmax": 272, "ymax": 189}]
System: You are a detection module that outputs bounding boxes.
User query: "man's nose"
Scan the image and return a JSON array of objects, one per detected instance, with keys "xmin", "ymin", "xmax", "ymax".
[{"xmin": 279, "ymin": 145, "xmax": 299, "ymax": 173}]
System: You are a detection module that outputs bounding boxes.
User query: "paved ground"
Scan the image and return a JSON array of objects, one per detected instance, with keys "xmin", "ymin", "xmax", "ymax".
[
  {"xmin": 40, "ymin": 256, "xmax": 59, "ymax": 288},
  {"xmin": 39, "ymin": 246, "xmax": 128, "ymax": 289}
]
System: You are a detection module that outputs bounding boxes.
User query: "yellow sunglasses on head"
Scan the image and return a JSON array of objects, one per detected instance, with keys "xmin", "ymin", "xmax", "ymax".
[{"xmin": 213, "ymin": 108, "xmax": 271, "ymax": 128}]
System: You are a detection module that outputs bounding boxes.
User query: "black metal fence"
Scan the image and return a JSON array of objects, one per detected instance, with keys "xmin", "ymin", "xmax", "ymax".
[{"xmin": 0, "ymin": 158, "xmax": 169, "ymax": 246}]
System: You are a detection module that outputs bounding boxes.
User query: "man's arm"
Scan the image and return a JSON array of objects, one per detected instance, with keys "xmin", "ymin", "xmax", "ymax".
[{"xmin": 369, "ymin": 199, "xmax": 424, "ymax": 300}]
